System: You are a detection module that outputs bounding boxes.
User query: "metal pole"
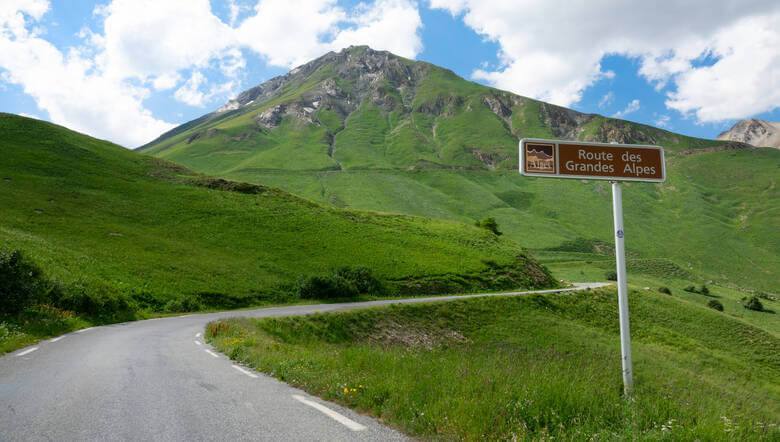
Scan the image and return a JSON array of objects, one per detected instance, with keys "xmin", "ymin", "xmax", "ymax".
[{"xmin": 611, "ymin": 181, "xmax": 634, "ymax": 395}]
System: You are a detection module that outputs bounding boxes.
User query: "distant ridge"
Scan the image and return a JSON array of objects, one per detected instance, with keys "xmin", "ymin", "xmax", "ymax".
[{"xmin": 717, "ymin": 118, "xmax": 780, "ymax": 149}]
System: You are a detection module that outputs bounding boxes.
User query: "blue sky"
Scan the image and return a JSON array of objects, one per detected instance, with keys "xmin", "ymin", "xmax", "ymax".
[{"xmin": 1, "ymin": 0, "xmax": 778, "ymax": 147}]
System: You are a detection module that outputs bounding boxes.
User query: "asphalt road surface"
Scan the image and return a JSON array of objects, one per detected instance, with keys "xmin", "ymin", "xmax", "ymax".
[{"xmin": 1, "ymin": 283, "xmax": 608, "ymax": 441}]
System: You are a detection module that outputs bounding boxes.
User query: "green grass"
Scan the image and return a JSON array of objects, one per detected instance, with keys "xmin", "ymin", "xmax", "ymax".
[
  {"xmin": 223, "ymin": 151, "xmax": 779, "ymax": 294},
  {"xmin": 207, "ymin": 288, "xmax": 779, "ymax": 440},
  {"xmin": 0, "ymin": 113, "xmax": 559, "ymax": 351}
]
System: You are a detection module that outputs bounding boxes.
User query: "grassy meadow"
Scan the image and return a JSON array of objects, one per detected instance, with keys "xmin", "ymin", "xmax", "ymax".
[
  {"xmin": 0, "ymin": 113, "xmax": 557, "ymax": 352},
  {"xmin": 208, "ymin": 287, "xmax": 779, "ymax": 440}
]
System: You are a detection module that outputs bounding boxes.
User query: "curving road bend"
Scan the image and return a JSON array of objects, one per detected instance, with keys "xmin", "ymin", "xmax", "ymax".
[{"xmin": 0, "ymin": 283, "xmax": 607, "ymax": 441}]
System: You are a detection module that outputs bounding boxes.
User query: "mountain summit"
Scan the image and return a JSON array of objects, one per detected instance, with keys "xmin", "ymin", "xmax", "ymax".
[
  {"xmin": 141, "ymin": 46, "xmax": 705, "ymax": 173},
  {"xmin": 717, "ymin": 118, "xmax": 780, "ymax": 149}
]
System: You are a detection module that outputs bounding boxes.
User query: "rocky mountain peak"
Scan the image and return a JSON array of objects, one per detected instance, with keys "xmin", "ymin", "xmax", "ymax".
[
  {"xmin": 717, "ymin": 118, "xmax": 780, "ymax": 149},
  {"xmin": 214, "ymin": 46, "xmax": 428, "ymax": 130}
]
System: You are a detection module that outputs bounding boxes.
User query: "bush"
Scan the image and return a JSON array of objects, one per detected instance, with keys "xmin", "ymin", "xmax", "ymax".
[
  {"xmin": 699, "ymin": 285, "xmax": 710, "ymax": 296},
  {"xmin": 0, "ymin": 249, "xmax": 52, "ymax": 314},
  {"xmin": 163, "ymin": 296, "xmax": 203, "ymax": 313},
  {"xmin": 57, "ymin": 281, "xmax": 133, "ymax": 317},
  {"xmin": 296, "ymin": 274, "xmax": 359, "ymax": 299},
  {"xmin": 658, "ymin": 286, "xmax": 672, "ymax": 295},
  {"xmin": 744, "ymin": 296, "xmax": 763, "ymax": 312},
  {"xmin": 332, "ymin": 266, "xmax": 385, "ymax": 295},
  {"xmin": 475, "ymin": 217, "xmax": 502, "ymax": 236},
  {"xmin": 707, "ymin": 300, "xmax": 724, "ymax": 311},
  {"xmin": 683, "ymin": 285, "xmax": 697, "ymax": 293},
  {"xmin": 605, "ymin": 270, "xmax": 617, "ymax": 281}
]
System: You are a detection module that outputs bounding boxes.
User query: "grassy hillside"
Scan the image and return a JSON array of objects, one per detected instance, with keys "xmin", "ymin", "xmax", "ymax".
[
  {"xmin": 0, "ymin": 113, "xmax": 556, "ymax": 350},
  {"xmin": 235, "ymin": 146, "xmax": 779, "ymax": 292},
  {"xmin": 140, "ymin": 47, "xmax": 778, "ymax": 293},
  {"xmin": 207, "ymin": 287, "xmax": 779, "ymax": 440}
]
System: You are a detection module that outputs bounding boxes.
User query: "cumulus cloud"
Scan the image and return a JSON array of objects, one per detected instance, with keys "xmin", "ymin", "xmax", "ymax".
[
  {"xmin": 613, "ymin": 99, "xmax": 640, "ymax": 118},
  {"xmin": 236, "ymin": 0, "xmax": 421, "ymax": 67},
  {"xmin": 0, "ymin": 0, "xmax": 175, "ymax": 146},
  {"xmin": 430, "ymin": 0, "xmax": 780, "ymax": 122},
  {"xmin": 0, "ymin": 0, "xmax": 424, "ymax": 147}
]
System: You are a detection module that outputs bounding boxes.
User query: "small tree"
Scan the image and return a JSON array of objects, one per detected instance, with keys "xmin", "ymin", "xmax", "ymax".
[
  {"xmin": 658, "ymin": 286, "xmax": 671, "ymax": 295},
  {"xmin": 605, "ymin": 270, "xmax": 617, "ymax": 281},
  {"xmin": 699, "ymin": 285, "xmax": 710, "ymax": 296},
  {"xmin": 744, "ymin": 296, "xmax": 763, "ymax": 312},
  {"xmin": 707, "ymin": 299, "xmax": 724, "ymax": 311},
  {"xmin": 0, "ymin": 249, "xmax": 49, "ymax": 314},
  {"xmin": 475, "ymin": 217, "xmax": 502, "ymax": 236}
]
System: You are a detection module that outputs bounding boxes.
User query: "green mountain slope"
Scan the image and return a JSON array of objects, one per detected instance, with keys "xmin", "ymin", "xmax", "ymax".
[
  {"xmin": 141, "ymin": 46, "xmax": 779, "ymax": 292},
  {"xmin": 0, "ymin": 113, "xmax": 555, "ymax": 313}
]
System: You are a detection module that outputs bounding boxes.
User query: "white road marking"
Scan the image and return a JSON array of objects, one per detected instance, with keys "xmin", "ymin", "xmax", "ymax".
[
  {"xmin": 194, "ymin": 340, "xmax": 202, "ymax": 346},
  {"xmin": 49, "ymin": 336, "xmax": 65, "ymax": 343},
  {"xmin": 292, "ymin": 394, "xmax": 367, "ymax": 431},
  {"xmin": 232, "ymin": 365, "xmax": 259, "ymax": 378},
  {"xmin": 16, "ymin": 347, "xmax": 38, "ymax": 357},
  {"xmin": 195, "ymin": 332, "xmax": 202, "ymax": 338},
  {"xmin": 76, "ymin": 327, "xmax": 94, "ymax": 333},
  {"xmin": 204, "ymin": 349, "xmax": 220, "ymax": 358}
]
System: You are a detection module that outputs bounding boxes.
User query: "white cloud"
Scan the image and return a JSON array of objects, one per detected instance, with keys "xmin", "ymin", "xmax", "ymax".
[
  {"xmin": 598, "ymin": 91, "xmax": 614, "ymax": 109},
  {"xmin": 97, "ymin": 0, "xmax": 236, "ymax": 82},
  {"xmin": 0, "ymin": 0, "xmax": 49, "ymax": 38},
  {"xmin": 329, "ymin": 0, "xmax": 422, "ymax": 59},
  {"xmin": 0, "ymin": 0, "xmax": 175, "ymax": 147},
  {"xmin": 174, "ymin": 71, "xmax": 236, "ymax": 107},
  {"xmin": 613, "ymin": 99, "xmax": 640, "ymax": 118},
  {"xmin": 663, "ymin": 14, "xmax": 780, "ymax": 122},
  {"xmin": 430, "ymin": 0, "xmax": 780, "ymax": 122},
  {"xmin": 236, "ymin": 0, "xmax": 421, "ymax": 67},
  {"xmin": 173, "ymin": 71, "xmax": 208, "ymax": 106},
  {"xmin": 654, "ymin": 114, "xmax": 671, "ymax": 129}
]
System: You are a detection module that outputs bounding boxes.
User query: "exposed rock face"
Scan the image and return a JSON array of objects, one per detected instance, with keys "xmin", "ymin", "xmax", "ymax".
[
  {"xmin": 717, "ymin": 119, "xmax": 780, "ymax": 149},
  {"xmin": 539, "ymin": 102, "xmax": 596, "ymax": 140},
  {"xmin": 143, "ymin": 45, "xmax": 672, "ymax": 167},
  {"xmin": 227, "ymin": 46, "xmax": 428, "ymax": 124},
  {"xmin": 582, "ymin": 119, "xmax": 656, "ymax": 145}
]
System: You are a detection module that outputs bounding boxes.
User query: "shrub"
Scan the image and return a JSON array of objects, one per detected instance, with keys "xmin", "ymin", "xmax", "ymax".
[
  {"xmin": 699, "ymin": 285, "xmax": 710, "ymax": 296},
  {"xmin": 744, "ymin": 296, "xmax": 763, "ymax": 312},
  {"xmin": 683, "ymin": 285, "xmax": 697, "ymax": 293},
  {"xmin": 57, "ymin": 281, "xmax": 133, "ymax": 317},
  {"xmin": 0, "ymin": 249, "xmax": 52, "ymax": 314},
  {"xmin": 605, "ymin": 270, "xmax": 617, "ymax": 281},
  {"xmin": 475, "ymin": 217, "xmax": 502, "ymax": 236},
  {"xmin": 163, "ymin": 296, "xmax": 203, "ymax": 313},
  {"xmin": 707, "ymin": 300, "xmax": 724, "ymax": 311},
  {"xmin": 296, "ymin": 274, "xmax": 358, "ymax": 299},
  {"xmin": 658, "ymin": 286, "xmax": 672, "ymax": 295},
  {"xmin": 332, "ymin": 266, "xmax": 385, "ymax": 295}
]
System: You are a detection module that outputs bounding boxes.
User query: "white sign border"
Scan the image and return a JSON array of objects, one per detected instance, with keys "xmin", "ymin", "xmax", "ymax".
[{"xmin": 519, "ymin": 138, "xmax": 666, "ymax": 183}]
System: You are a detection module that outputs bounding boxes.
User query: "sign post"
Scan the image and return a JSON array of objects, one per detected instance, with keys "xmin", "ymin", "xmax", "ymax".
[
  {"xmin": 519, "ymin": 138, "xmax": 665, "ymax": 396},
  {"xmin": 611, "ymin": 181, "xmax": 633, "ymax": 395}
]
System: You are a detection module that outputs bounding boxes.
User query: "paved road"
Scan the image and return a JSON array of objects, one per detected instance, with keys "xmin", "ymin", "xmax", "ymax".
[{"xmin": 0, "ymin": 283, "xmax": 607, "ymax": 441}]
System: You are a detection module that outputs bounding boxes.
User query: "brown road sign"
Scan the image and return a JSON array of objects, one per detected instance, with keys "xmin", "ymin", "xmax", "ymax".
[{"xmin": 520, "ymin": 138, "xmax": 665, "ymax": 182}]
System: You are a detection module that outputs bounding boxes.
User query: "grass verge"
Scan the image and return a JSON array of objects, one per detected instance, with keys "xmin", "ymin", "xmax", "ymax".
[{"xmin": 207, "ymin": 288, "xmax": 779, "ymax": 440}]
